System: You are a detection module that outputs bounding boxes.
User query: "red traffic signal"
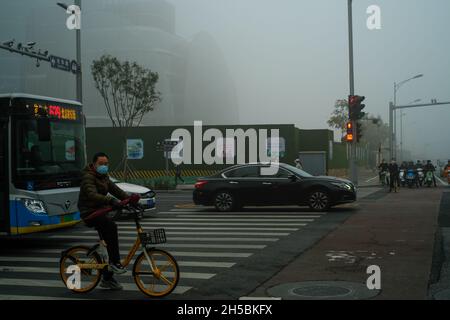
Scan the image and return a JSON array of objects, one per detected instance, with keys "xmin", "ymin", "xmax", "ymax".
[{"xmin": 348, "ymin": 95, "xmax": 366, "ymax": 121}]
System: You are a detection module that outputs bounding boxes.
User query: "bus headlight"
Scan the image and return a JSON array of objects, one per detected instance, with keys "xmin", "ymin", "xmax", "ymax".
[{"xmin": 21, "ymin": 199, "xmax": 47, "ymax": 214}]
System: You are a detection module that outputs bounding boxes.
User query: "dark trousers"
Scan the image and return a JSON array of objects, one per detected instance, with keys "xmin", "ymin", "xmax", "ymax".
[
  {"xmin": 175, "ymin": 173, "xmax": 184, "ymax": 184},
  {"xmin": 390, "ymin": 174, "xmax": 399, "ymax": 191},
  {"xmin": 84, "ymin": 215, "xmax": 121, "ymax": 279}
]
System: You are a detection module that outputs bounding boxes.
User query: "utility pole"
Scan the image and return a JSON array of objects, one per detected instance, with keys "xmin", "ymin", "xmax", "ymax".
[
  {"xmin": 75, "ymin": 0, "xmax": 82, "ymax": 103},
  {"xmin": 347, "ymin": 0, "xmax": 358, "ymax": 185}
]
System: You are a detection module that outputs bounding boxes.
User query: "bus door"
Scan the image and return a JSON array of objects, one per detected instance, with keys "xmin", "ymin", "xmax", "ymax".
[{"xmin": 0, "ymin": 119, "xmax": 9, "ymax": 233}]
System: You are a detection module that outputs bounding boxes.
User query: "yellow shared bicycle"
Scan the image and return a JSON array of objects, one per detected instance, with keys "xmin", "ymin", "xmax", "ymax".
[{"xmin": 59, "ymin": 197, "xmax": 180, "ymax": 297}]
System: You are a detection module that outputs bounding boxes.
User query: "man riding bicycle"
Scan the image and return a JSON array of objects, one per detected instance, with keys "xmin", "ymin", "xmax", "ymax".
[{"xmin": 77, "ymin": 152, "xmax": 128, "ymax": 290}]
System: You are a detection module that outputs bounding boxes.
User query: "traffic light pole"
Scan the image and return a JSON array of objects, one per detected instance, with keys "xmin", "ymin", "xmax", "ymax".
[
  {"xmin": 389, "ymin": 101, "xmax": 450, "ymax": 161},
  {"xmin": 347, "ymin": 0, "xmax": 358, "ymax": 185}
]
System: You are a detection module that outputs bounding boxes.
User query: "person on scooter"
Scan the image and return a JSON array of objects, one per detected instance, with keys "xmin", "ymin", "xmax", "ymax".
[
  {"xmin": 388, "ymin": 158, "xmax": 400, "ymax": 193},
  {"xmin": 399, "ymin": 161, "xmax": 407, "ymax": 187},
  {"xmin": 407, "ymin": 161, "xmax": 420, "ymax": 187},
  {"xmin": 444, "ymin": 160, "xmax": 450, "ymax": 175},
  {"xmin": 424, "ymin": 160, "xmax": 437, "ymax": 187},
  {"xmin": 416, "ymin": 160, "xmax": 425, "ymax": 187}
]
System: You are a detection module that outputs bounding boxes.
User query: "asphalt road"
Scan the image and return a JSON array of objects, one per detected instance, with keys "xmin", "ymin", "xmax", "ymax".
[{"xmin": 0, "ymin": 189, "xmax": 381, "ymax": 300}]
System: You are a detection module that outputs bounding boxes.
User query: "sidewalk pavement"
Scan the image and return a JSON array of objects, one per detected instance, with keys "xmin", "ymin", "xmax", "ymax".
[{"xmin": 247, "ymin": 187, "xmax": 444, "ymax": 300}]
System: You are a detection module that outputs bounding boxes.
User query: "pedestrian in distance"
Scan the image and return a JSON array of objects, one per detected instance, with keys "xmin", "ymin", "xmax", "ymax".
[
  {"xmin": 295, "ymin": 158, "xmax": 303, "ymax": 170},
  {"xmin": 388, "ymin": 158, "xmax": 400, "ymax": 193},
  {"xmin": 174, "ymin": 163, "xmax": 184, "ymax": 185}
]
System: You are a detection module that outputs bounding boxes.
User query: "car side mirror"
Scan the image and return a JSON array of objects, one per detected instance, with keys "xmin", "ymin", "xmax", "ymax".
[{"xmin": 288, "ymin": 174, "xmax": 297, "ymax": 181}]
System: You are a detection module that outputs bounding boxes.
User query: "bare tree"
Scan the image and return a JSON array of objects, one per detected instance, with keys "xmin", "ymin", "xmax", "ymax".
[
  {"xmin": 327, "ymin": 99, "xmax": 349, "ymax": 140},
  {"xmin": 91, "ymin": 54, "xmax": 162, "ymax": 127},
  {"xmin": 91, "ymin": 55, "xmax": 162, "ymax": 180}
]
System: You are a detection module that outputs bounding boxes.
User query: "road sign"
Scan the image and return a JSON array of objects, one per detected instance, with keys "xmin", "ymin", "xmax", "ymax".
[
  {"xmin": 49, "ymin": 55, "xmax": 78, "ymax": 74},
  {"xmin": 157, "ymin": 140, "xmax": 180, "ymax": 152}
]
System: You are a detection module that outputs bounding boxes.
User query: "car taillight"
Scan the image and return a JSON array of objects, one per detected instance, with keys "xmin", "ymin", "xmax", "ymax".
[{"xmin": 195, "ymin": 181, "xmax": 208, "ymax": 189}]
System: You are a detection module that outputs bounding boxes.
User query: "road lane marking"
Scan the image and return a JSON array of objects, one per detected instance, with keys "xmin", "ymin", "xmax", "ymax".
[
  {"xmin": 0, "ymin": 294, "xmax": 87, "ymax": 300},
  {"xmin": 165, "ymin": 209, "xmax": 326, "ymax": 214},
  {"xmin": 436, "ymin": 176, "xmax": 448, "ymax": 186},
  {"xmin": 34, "ymin": 249, "xmax": 254, "ymax": 258},
  {"xmin": 82, "ymin": 230, "xmax": 291, "ymax": 236},
  {"xmin": 0, "ymin": 265, "xmax": 215, "ymax": 280},
  {"xmin": 115, "ymin": 226, "xmax": 300, "ymax": 231},
  {"xmin": 365, "ymin": 175, "xmax": 379, "ymax": 183},
  {"xmin": 116, "ymin": 222, "xmax": 310, "ymax": 226},
  {"xmin": 0, "ymin": 256, "xmax": 235, "ymax": 268},
  {"xmin": 47, "ymin": 235, "xmax": 279, "ymax": 242},
  {"xmin": 164, "ymin": 215, "xmax": 323, "ymax": 218},
  {"xmin": 130, "ymin": 218, "xmax": 316, "ymax": 222},
  {"xmin": 0, "ymin": 278, "xmax": 192, "ymax": 294}
]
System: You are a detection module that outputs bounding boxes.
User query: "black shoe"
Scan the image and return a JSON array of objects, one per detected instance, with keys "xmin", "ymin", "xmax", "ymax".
[
  {"xmin": 110, "ymin": 262, "xmax": 127, "ymax": 274},
  {"xmin": 100, "ymin": 278, "xmax": 123, "ymax": 290}
]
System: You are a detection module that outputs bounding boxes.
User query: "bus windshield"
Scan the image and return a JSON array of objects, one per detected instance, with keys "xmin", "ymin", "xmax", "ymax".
[{"xmin": 13, "ymin": 118, "xmax": 85, "ymax": 179}]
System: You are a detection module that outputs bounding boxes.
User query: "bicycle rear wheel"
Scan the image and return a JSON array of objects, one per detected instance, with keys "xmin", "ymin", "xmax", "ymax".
[
  {"xmin": 133, "ymin": 248, "xmax": 180, "ymax": 297},
  {"xmin": 59, "ymin": 245, "xmax": 103, "ymax": 293}
]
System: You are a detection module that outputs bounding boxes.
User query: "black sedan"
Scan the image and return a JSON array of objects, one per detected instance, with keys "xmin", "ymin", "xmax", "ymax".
[{"xmin": 193, "ymin": 163, "xmax": 356, "ymax": 212}]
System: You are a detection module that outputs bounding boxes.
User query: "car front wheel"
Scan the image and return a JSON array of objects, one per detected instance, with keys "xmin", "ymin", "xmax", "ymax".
[
  {"xmin": 214, "ymin": 191, "xmax": 235, "ymax": 212},
  {"xmin": 308, "ymin": 190, "xmax": 330, "ymax": 212}
]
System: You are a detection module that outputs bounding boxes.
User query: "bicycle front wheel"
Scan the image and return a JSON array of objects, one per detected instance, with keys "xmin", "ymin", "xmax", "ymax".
[
  {"xmin": 59, "ymin": 245, "xmax": 103, "ymax": 293},
  {"xmin": 133, "ymin": 248, "xmax": 180, "ymax": 297}
]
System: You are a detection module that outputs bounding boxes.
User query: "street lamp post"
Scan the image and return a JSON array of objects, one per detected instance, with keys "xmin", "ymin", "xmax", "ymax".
[
  {"xmin": 392, "ymin": 74, "xmax": 423, "ymax": 159},
  {"xmin": 400, "ymin": 99, "xmax": 421, "ymax": 162},
  {"xmin": 57, "ymin": 1, "xmax": 82, "ymax": 103}
]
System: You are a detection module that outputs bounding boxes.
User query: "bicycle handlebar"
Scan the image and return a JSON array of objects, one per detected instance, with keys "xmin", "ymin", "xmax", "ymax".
[{"xmin": 83, "ymin": 194, "xmax": 142, "ymax": 222}]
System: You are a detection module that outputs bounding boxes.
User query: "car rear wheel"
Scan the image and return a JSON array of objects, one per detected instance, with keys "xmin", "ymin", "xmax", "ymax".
[
  {"xmin": 214, "ymin": 191, "xmax": 235, "ymax": 212},
  {"xmin": 308, "ymin": 190, "xmax": 330, "ymax": 212}
]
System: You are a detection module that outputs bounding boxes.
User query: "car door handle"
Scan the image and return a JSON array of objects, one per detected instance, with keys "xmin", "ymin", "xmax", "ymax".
[
  {"xmin": 229, "ymin": 181, "xmax": 239, "ymax": 184},
  {"xmin": 262, "ymin": 182, "xmax": 272, "ymax": 185}
]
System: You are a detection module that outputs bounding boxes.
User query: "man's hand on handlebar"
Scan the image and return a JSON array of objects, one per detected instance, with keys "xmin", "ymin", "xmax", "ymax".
[{"xmin": 110, "ymin": 198, "xmax": 123, "ymax": 210}]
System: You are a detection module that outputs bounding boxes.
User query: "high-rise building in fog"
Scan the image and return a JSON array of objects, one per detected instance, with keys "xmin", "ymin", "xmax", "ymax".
[{"xmin": 0, "ymin": 0, "xmax": 239, "ymax": 126}]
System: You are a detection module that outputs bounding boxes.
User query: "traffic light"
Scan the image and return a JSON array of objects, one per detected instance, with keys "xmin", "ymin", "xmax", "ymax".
[
  {"xmin": 348, "ymin": 95, "xmax": 366, "ymax": 121},
  {"xmin": 356, "ymin": 121, "xmax": 363, "ymax": 142},
  {"xmin": 345, "ymin": 121, "xmax": 354, "ymax": 142}
]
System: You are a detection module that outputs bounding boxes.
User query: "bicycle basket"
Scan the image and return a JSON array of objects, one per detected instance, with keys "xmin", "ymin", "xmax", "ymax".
[{"xmin": 139, "ymin": 229, "xmax": 166, "ymax": 245}]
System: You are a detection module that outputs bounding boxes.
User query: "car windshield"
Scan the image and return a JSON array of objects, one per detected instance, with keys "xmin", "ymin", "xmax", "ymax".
[{"xmin": 281, "ymin": 164, "xmax": 314, "ymax": 178}]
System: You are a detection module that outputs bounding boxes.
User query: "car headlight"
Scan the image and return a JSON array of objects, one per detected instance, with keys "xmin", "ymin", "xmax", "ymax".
[
  {"xmin": 21, "ymin": 199, "xmax": 47, "ymax": 214},
  {"xmin": 142, "ymin": 191, "xmax": 156, "ymax": 198},
  {"xmin": 331, "ymin": 182, "xmax": 353, "ymax": 191}
]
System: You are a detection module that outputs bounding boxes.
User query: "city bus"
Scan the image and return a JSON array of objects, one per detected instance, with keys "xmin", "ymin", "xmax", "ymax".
[{"xmin": 0, "ymin": 93, "xmax": 86, "ymax": 236}]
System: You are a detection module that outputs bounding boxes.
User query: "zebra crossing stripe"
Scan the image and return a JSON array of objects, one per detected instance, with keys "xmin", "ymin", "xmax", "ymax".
[
  {"xmin": 0, "ymin": 256, "xmax": 235, "ymax": 268},
  {"xmin": 115, "ymin": 222, "xmax": 308, "ymax": 226},
  {"xmin": 35, "ymin": 249, "xmax": 254, "ymax": 258},
  {"xmin": 0, "ymin": 294, "xmax": 87, "ymax": 300},
  {"xmin": 141, "ymin": 218, "xmax": 316, "ymax": 222},
  {"xmin": 164, "ymin": 209, "xmax": 326, "ymax": 214},
  {"xmin": 0, "ymin": 278, "xmax": 192, "ymax": 294},
  {"xmin": 114, "ymin": 226, "xmax": 300, "ymax": 231},
  {"xmin": 48, "ymin": 234, "xmax": 279, "ymax": 242},
  {"xmin": 164, "ymin": 215, "xmax": 323, "ymax": 218},
  {"xmin": 82, "ymin": 230, "xmax": 291, "ymax": 236},
  {"xmin": 0, "ymin": 266, "xmax": 215, "ymax": 280}
]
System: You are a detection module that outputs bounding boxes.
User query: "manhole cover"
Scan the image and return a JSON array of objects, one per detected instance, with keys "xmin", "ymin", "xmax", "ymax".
[
  {"xmin": 292, "ymin": 285, "xmax": 351, "ymax": 297},
  {"xmin": 267, "ymin": 281, "xmax": 380, "ymax": 300}
]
